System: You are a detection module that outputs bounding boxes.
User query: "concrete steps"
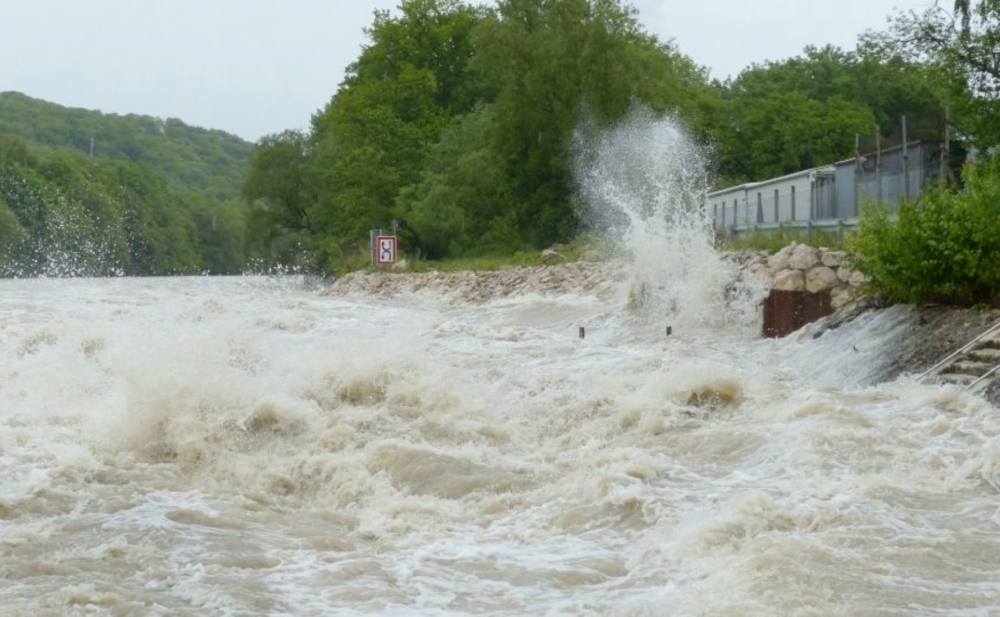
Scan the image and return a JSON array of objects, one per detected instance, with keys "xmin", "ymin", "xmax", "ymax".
[{"xmin": 922, "ymin": 322, "xmax": 1000, "ymax": 393}]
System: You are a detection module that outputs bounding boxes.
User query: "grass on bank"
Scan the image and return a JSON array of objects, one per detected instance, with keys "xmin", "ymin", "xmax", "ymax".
[
  {"xmin": 334, "ymin": 222, "xmax": 849, "ymax": 275},
  {"xmin": 718, "ymin": 225, "xmax": 852, "ymax": 253}
]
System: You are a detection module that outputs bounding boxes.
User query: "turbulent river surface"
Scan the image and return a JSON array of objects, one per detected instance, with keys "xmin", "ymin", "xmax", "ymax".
[{"xmin": 3, "ymin": 274, "xmax": 1000, "ymax": 616}]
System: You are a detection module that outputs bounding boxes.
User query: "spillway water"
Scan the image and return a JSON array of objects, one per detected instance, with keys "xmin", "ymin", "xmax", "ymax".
[{"xmin": 4, "ymin": 111, "xmax": 1000, "ymax": 615}]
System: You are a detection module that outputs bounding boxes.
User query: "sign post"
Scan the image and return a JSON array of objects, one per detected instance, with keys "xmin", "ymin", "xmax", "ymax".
[{"xmin": 374, "ymin": 234, "xmax": 397, "ymax": 266}]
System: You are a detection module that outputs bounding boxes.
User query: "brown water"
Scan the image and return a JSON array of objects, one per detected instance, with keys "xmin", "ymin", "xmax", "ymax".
[{"xmin": 2, "ymin": 275, "xmax": 1000, "ymax": 616}]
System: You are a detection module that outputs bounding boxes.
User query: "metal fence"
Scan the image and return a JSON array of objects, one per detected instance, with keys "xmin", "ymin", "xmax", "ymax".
[{"xmin": 708, "ymin": 113, "xmax": 957, "ymax": 240}]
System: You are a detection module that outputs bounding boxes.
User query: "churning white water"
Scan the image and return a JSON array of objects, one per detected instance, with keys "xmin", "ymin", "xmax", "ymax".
[
  {"xmin": 4, "ymin": 115, "xmax": 1000, "ymax": 616},
  {"xmin": 573, "ymin": 107, "xmax": 764, "ymax": 332}
]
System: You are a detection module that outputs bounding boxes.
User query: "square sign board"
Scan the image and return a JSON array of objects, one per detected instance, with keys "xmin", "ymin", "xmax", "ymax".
[{"xmin": 375, "ymin": 235, "xmax": 397, "ymax": 265}]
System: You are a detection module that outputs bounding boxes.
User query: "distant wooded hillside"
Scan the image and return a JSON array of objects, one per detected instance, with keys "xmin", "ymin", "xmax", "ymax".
[
  {"xmin": 0, "ymin": 93, "xmax": 254, "ymax": 276},
  {"xmin": 0, "ymin": 91, "xmax": 251, "ymax": 200}
]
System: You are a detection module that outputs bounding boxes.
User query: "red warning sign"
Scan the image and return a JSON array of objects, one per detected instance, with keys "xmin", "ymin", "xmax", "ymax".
[{"xmin": 375, "ymin": 235, "xmax": 397, "ymax": 265}]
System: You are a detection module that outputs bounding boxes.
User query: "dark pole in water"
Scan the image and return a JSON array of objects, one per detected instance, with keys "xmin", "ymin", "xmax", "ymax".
[
  {"xmin": 579, "ymin": 327, "xmax": 585, "ymax": 339},
  {"xmin": 666, "ymin": 326, "xmax": 673, "ymax": 336}
]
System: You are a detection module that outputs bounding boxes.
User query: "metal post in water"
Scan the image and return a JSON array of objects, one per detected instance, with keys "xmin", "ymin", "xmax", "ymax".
[
  {"xmin": 666, "ymin": 326, "xmax": 673, "ymax": 336},
  {"xmin": 579, "ymin": 327, "xmax": 585, "ymax": 339}
]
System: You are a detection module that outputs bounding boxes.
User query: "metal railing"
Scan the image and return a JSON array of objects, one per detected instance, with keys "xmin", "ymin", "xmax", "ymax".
[
  {"xmin": 724, "ymin": 218, "xmax": 860, "ymax": 241},
  {"xmin": 916, "ymin": 319, "xmax": 1000, "ymax": 382}
]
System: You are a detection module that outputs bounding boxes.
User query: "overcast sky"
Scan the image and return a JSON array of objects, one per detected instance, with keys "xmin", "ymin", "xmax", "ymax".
[{"xmin": 2, "ymin": 0, "xmax": 933, "ymax": 143}]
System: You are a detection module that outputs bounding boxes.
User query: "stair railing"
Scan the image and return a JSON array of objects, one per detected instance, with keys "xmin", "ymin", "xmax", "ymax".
[
  {"xmin": 916, "ymin": 319, "xmax": 1000, "ymax": 382},
  {"xmin": 967, "ymin": 362, "xmax": 1000, "ymax": 391}
]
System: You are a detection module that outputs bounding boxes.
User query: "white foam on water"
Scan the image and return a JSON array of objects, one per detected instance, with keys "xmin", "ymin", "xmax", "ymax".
[
  {"xmin": 573, "ymin": 106, "xmax": 768, "ymax": 336},
  {"xmin": 3, "ymin": 275, "xmax": 1000, "ymax": 615}
]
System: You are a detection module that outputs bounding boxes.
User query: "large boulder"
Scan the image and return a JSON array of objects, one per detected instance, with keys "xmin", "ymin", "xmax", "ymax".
[
  {"xmin": 837, "ymin": 265, "xmax": 853, "ymax": 283},
  {"xmin": 773, "ymin": 269, "xmax": 806, "ymax": 292},
  {"xmin": 766, "ymin": 245, "xmax": 793, "ymax": 274},
  {"xmin": 848, "ymin": 270, "xmax": 869, "ymax": 288},
  {"xmin": 821, "ymin": 251, "xmax": 847, "ymax": 268},
  {"xmin": 789, "ymin": 244, "xmax": 821, "ymax": 270},
  {"xmin": 743, "ymin": 261, "xmax": 773, "ymax": 284},
  {"xmin": 805, "ymin": 266, "xmax": 840, "ymax": 293},
  {"xmin": 831, "ymin": 286, "xmax": 854, "ymax": 310},
  {"xmin": 541, "ymin": 248, "xmax": 561, "ymax": 263}
]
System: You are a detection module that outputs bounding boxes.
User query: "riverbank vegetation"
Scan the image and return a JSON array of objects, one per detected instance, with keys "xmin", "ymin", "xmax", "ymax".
[
  {"xmin": 852, "ymin": 154, "xmax": 1000, "ymax": 305},
  {"xmin": 2, "ymin": 0, "xmax": 998, "ymax": 290},
  {"xmin": 848, "ymin": 0, "xmax": 1000, "ymax": 306}
]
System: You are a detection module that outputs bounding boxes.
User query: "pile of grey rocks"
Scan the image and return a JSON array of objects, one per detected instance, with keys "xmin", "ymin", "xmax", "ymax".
[{"xmin": 325, "ymin": 259, "xmax": 629, "ymax": 304}]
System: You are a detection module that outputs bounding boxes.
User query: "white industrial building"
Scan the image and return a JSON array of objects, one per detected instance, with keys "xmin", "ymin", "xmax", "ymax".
[{"xmin": 707, "ymin": 141, "xmax": 942, "ymax": 237}]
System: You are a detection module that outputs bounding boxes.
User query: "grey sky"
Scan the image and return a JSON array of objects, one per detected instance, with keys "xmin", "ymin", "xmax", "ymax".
[{"xmin": 2, "ymin": 0, "xmax": 933, "ymax": 142}]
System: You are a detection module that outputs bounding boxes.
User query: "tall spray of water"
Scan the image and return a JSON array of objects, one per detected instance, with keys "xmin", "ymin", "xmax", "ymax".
[{"xmin": 573, "ymin": 106, "xmax": 766, "ymax": 333}]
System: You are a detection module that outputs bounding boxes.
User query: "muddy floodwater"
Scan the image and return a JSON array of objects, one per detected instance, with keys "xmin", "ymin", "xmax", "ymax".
[{"xmin": 3, "ymin": 274, "xmax": 1000, "ymax": 616}]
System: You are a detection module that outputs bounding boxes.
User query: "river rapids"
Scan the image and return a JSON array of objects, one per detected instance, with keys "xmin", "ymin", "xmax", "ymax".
[{"xmin": 3, "ymin": 113, "xmax": 1000, "ymax": 616}]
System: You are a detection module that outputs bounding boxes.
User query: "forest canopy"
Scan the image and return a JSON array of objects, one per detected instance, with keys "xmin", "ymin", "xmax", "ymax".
[
  {"xmin": 243, "ymin": 0, "xmax": 981, "ymax": 273},
  {"xmin": 0, "ymin": 92, "xmax": 253, "ymax": 275}
]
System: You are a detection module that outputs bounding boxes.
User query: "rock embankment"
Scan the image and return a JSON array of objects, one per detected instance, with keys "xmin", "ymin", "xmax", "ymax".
[
  {"xmin": 326, "ymin": 243, "xmax": 872, "ymax": 306},
  {"xmin": 325, "ymin": 259, "xmax": 631, "ymax": 303}
]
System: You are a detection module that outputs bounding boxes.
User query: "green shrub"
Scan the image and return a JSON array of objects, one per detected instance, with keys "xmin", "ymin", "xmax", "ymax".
[{"xmin": 850, "ymin": 155, "xmax": 1000, "ymax": 305}]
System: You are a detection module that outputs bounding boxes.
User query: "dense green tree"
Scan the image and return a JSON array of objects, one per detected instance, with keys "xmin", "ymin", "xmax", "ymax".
[
  {"xmin": 0, "ymin": 95, "xmax": 254, "ymax": 275},
  {"xmin": 851, "ymin": 153, "xmax": 1000, "ymax": 305},
  {"xmin": 394, "ymin": 103, "xmax": 514, "ymax": 258},
  {"xmin": 471, "ymin": 0, "xmax": 718, "ymax": 245},
  {"xmin": 728, "ymin": 92, "xmax": 876, "ymax": 180},
  {"xmin": 298, "ymin": 0, "xmax": 491, "ymax": 268},
  {"xmin": 871, "ymin": 0, "xmax": 1000, "ymax": 148},
  {"xmin": 0, "ymin": 192, "xmax": 30, "ymax": 267},
  {"xmin": 242, "ymin": 130, "xmax": 313, "ymax": 233},
  {"xmin": 717, "ymin": 44, "xmax": 957, "ymax": 183}
]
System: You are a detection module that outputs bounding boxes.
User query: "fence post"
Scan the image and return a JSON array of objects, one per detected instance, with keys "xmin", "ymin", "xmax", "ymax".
[
  {"xmin": 941, "ymin": 106, "xmax": 950, "ymax": 185},
  {"xmin": 902, "ymin": 115, "xmax": 910, "ymax": 200}
]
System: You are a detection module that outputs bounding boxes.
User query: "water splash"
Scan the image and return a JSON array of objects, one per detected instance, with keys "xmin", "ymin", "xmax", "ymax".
[{"xmin": 573, "ymin": 106, "xmax": 766, "ymax": 333}]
